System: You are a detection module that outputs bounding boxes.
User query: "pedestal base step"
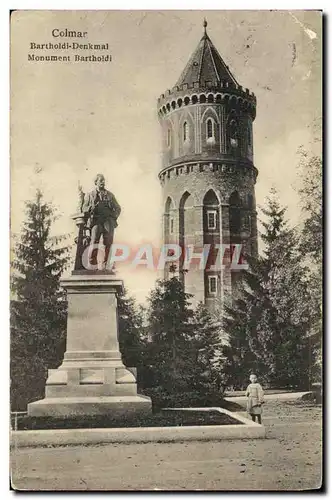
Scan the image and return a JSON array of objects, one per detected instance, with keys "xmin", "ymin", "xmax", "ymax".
[{"xmin": 28, "ymin": 395, "xmax": 152, "ymax": 418}]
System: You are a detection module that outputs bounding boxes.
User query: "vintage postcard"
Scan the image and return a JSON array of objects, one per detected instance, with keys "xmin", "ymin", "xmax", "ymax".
[{"xmin": 10, "ymin": 10, "xmax": 322, "ymax": 491}]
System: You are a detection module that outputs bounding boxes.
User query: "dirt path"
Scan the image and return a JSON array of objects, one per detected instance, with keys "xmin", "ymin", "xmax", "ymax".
[{"xmin": 11, "ymin": 401, "xmax": 322, "ymax": 491}]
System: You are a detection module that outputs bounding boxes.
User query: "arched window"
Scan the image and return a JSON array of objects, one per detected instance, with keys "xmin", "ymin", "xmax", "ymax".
[
  {"xmin": 183, "ymin": 121, "xmax": 188, "ymax": 142},
  {"xmin": 164, "ymin": 196, "xmax": 175, "ymax": 243},
  {"xmin": 203, "ymin": 189, "xmax": 219, "ymax": 233},
  {"xmin": 207, "ymin": 118, "xmax": 214, "ymax": 139}
]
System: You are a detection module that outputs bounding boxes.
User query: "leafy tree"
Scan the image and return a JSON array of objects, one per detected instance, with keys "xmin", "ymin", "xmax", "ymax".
[
  {"xmin": 11, "ymin": 190, "xmax": 70, "ymax": 410},
  {"xmin": 223, "ymin": 192, "xmax": 319, "ymax": 389}
]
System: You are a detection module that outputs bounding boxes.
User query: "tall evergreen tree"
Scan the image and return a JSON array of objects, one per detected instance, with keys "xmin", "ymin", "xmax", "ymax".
[
  {"xmin": 297, "ymin": 149, "xmax": 323, "ymax": 380},
  {"xmin": 223, "ymin": 192, "xmax": 318, "ymax": 389},
  {"xmin": 222, "ymin": 266, "xmax": 261, "ymax": 389},
  {"xmin": 191, "ymin": 303, "xmax": 226, "ymax": 393},
  {"xmin": 144, "ymin": 269, "xmax": 226, "ymax": 399},
  {"xmin": 145, "ymin": 272, "xmax": 195, "ymax": 393},
  {"xmin": 11, "ymin": 190, "xmax": 70, "ymax": 410}
]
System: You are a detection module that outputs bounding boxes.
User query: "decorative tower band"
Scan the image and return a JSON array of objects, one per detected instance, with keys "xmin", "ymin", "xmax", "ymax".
[{"xmin": 158, "ymin": 21, "xmax": 258, "ymax": 311}]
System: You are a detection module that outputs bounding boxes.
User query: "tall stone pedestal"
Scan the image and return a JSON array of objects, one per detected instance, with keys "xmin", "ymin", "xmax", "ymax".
[{"xmin": 28, "ymin": 274, "xmax": 151, "ymax": 418}]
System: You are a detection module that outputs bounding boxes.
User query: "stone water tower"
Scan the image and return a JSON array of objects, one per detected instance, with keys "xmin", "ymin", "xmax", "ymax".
[{"xmin": 157, "ymin": 21, "xmax": 258, "ymax": 311}]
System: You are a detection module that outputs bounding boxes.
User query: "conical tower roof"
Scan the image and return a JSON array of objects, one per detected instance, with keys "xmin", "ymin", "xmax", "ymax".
[{"xmin": 175, "ymin": 20, "xmax": 239, "ymax": 88}]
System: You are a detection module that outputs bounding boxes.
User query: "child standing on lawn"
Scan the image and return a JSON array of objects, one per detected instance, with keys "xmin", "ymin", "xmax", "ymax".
[{"xmin": 246, "ymin": 374, "xmax": 264, "ymax": 424}]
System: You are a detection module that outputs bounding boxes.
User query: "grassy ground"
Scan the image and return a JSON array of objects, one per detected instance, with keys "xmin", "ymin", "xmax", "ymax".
[{"xmin": 11, "ymin": 400, "xmax": 322, "ymax": 491}]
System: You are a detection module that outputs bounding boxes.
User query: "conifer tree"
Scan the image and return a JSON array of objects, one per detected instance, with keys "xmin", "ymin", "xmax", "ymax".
[
  {"xmin": 222, "ymin": 267, "xmax": 261, "ymax": 389},
  {"xmin": 145, "ymin": 268, "xmax": 227, "ymax": 398},
  {"xmin": 297, "ymin": 149, "xmax": 323, "ymax": 380},
  {"xmin": 145, "ymin": 272, "xmax": 195, "ymax": 393},
  {"xmin": 191, "ymin": 303, "xmax": 226, "ymax": 393},
  {"xmin": 11, "ymin": 190, "xmax": 70, "ymax": 410},
  {"xmin": 223, "ymin": 192, "xmax": 318, "ymax": 389}
]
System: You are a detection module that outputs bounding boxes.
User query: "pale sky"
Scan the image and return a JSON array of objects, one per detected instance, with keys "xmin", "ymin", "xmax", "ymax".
[{"xmin": 10, "ymin": 10, "xmax": 322, "ymax": 302}]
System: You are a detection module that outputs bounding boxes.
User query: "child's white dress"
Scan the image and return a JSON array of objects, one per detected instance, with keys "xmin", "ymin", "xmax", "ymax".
[{"xmin": 246, "ymin": 382, "xmax": 264, "ymax": 415}]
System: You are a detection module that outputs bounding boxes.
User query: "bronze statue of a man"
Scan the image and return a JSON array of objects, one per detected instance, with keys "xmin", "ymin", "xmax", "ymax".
[{"xmin": 82, "ymin": 174, "xmax": 121, "ymax": 268}]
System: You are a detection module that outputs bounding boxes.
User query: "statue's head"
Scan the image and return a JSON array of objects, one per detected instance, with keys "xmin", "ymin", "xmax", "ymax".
[{"xmin": 94, "ymin": 173, "xmax": 106, "ymax": 190}]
